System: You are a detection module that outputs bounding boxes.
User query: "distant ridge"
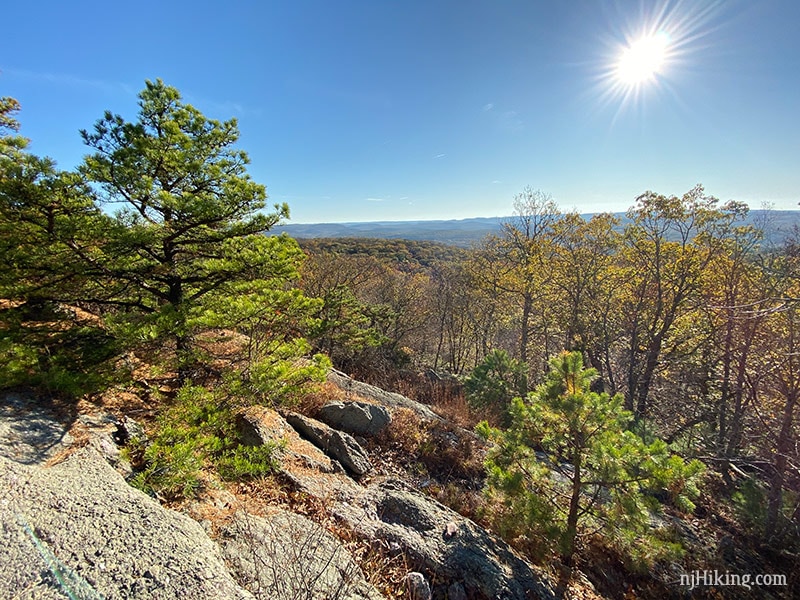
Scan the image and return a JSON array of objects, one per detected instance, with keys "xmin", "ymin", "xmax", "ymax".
[
  {"xmin": 270, "ymin": 211, "xmax": 800, "ymax": 248},
  {"xmin": 270, "ymin": 216, "xmax": 506, "ymax": 247}
]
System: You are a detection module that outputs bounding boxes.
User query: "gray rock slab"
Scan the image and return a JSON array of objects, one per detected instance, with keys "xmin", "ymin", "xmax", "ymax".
[
  {"xmin": 0, "ymin": 393, "xmax": 73, "ymax": 465},
  {"xmin": 327, "ymin": 370, "xmax": 440, "ymax": 422},
  {"xmin": 285, "ymin": 412, "xmax": 373, "ymax": 477},
  {"xmin": 334, "ymin": 479, "xmax": 556, "ymax": 600},
  {"xmin": 318, "ymin": 401, "xmax": 391, "ymax": 436},
  {"xmin": 220, "ymin": 509, "xmax": 385, "ymax": 600},
  {"xmin": 234, "ymin": 406, "xmax": 360, "ymax": 502},
  {"xmin": 0, "ymin": 447, "xmax": 254, "ymax": 600}
]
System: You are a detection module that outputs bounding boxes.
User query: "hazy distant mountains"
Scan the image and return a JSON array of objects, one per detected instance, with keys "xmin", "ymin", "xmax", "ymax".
[
  {"xmin": 270, "ymin": 211, "xmax": 800, "ymax": 248},
  {"xmin": 271, "ymin": 216, "xmax": 505, "ymax": 247}
]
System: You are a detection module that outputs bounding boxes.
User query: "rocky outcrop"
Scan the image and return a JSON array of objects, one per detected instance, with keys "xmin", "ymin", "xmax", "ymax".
[
  {"xmin": 0, "ymin": 447, "xmax": 254, "ymax": 600},
  {"xmin": 318, "ymin": 401, "xmax": 391, "ymax": 436},
  {"xmin": 327, "ymin": 370, "xmax": 440, "ymax": 421},
  {"xmin": 236, "ymin": 407, "xmax": 293, "ymax": 448},
  {"xmin": 234, "ymin": 406, "xmax": 361, "ymax": 502},
  {"xmin": 219, "ymin": 509, "xmax": 384, "ymax": 600},
  {"xmin": 285, "ymin": 412, "xmax": 373, "ymax": 477},
  {"xmin": 334, "ymin": 479, "xmax": 556, "ymax": 600},
  {"xmin": 0, "ymin": 392, "xmax": 74, "ymax": 465},
  {"xmin": 404, "ymin": 572, "xmax": 431, "ymax": 600},
  {"xmin": 241, "ymin": 405, "xmax": 556, "ymax": 600},
  {"xmin": 0, "ymin": 388, "xmax": 554, "ymax": 600}
]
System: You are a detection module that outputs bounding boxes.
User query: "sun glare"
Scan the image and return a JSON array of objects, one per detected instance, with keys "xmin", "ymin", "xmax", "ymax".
[
  {"xmin": 590, "ymin": 1, "xmax": 725, "ymax": 121},
  {"xmin": 616, "ymin": 32, "xmax": 670, "ymax": 85}
]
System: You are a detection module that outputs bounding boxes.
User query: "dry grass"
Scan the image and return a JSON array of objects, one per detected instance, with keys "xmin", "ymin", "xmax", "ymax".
[
  {"xmin": 89, "ymin": 388, "xmax": 157, "ymax": 418},
  {"xmin": 295, "ymin": 381, "xmax": 347, "ymax": 417},
  {"xmin": 378, "ymin": 407, "xmax": 426, "ymax": 455},
  {"xmin": 372, "ymin": 405, "xmax": 488, "ymax": 525},
  {"xmin": 328, "ymin": 518, "xmax": 412, "ymax": 599},
  {"xmin": 426, "ymin": 482, "xmax": 484, "ymax": 522},
  {"xmin": 419, "ymin": 420, "xmax": 485, "ymax": 481},
  {"xmin": 376, "ymin": 407, "xmax": 485, "ymax": 481},
  {"xmin": 212, "ymin": 476, "xmax": 411, "ymax": 599},
  {"xmin": 430, "ymin": 390, "xmax": 479, "ymax": 429}
]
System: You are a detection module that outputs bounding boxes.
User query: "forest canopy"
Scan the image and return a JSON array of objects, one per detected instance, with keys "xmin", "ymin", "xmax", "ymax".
[{"xmin": 295, "ymin": 187, "xmax": 800, "ymax": 551}]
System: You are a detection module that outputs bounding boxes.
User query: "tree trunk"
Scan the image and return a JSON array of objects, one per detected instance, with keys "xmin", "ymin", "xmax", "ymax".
[
  {"xmin": 176, "ymin": 332, "xmax": 192, "ymax": 385},
  {"xmin": 635, "ymin": 332, "xmax": 665, "ymax": 419},
  {"xmin": 520, "ymin": 292, "xmax": 532, "ymax": 364},
  {"xmin": 765, "ymin": 390, "xmax": 796, "ymax": 541},
  {"xmin": 167, "ymin": 276, "xmax": 191, "ymax": 384},
  {"xmin": 563, "ymin": 451, "xmax": 582, "ymax": 565}
]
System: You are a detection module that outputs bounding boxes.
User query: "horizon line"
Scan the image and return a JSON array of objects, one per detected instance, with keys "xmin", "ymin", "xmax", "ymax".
[{"xmin": 276, "ymin": 206, "xmax": 800, "ymax": 227}]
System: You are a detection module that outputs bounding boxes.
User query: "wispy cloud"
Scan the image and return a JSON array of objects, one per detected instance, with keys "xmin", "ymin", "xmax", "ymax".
[
  {"xmin": 434, "ymin": 153, "xmax": 446, "ymax": 159},
  {"xmin": 366, "ymin": 197, "xmax": 385, "ymax": 202},
  {"xmin": 482, "ymin": 100, "xmax": 525, "ymax": 133},
  {"xmin": 492, "ymin": 180, "xmax": 502, "ymax": 184},
  {"xmin": 2, "ymin": 69, "xmax": 260, "ymax": 119},
  {"xmin": 2, "ymin": 68, "xmax": 136, "ymax": 95},
  {"xmin": 183, "ymin": 94, "xmax": 262, "ymax": 118}
]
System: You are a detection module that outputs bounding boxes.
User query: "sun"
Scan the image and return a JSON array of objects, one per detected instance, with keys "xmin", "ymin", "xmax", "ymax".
[
  {"xmin": 616, "ymin": 31, "xmax": 670, "ymax": 86},
  {"xmin": 592, "ymin": 1, "xmax": 724, "ymax": 118}
]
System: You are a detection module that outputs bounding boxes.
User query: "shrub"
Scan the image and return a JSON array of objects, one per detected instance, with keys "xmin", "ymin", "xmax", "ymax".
[
  {"xmin": 129, "ymin": 385, "xmax": 279, "ymax": 500},
  {"xmin": 464, "ymin": 349, "xmax": 526, "ymax": 424},
  {"xmin": 0, "ymin": 302, "xmax": 122, "ymax": 398},
  {"xmin": 217, "ymin": 444, "xmax": 280, "ymax": 481},
  {"xmin": 227, "ymin": 339, "xmax": 331, "ymax": 408}
]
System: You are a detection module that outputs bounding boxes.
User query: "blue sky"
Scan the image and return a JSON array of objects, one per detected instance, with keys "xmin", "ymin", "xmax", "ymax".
[{"xmin": 2, "ymin": 0, "xmax": 798, "ymax": 223}]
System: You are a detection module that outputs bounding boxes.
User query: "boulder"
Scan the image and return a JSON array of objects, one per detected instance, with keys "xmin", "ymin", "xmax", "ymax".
[
  {"xmin": 285, "ymin": 412, "xmax": 372, "ymax": 477},
  {"xmin": 236, "ymin": 407, "xmax": 342, "ymax": 474},
  {"xmin": 234, "ymin": 407, "xmax": 359, "ymax": 501},
  {"xmin": 334, "ymin": 479, "xmax": 555, "ymax": 600},
  {"xmin": 219, "ymin": 509, "xmax": 384, "ymax": 600},
  {"xmin": 327, "ymin": 370, "xmax": 440, "ymax": 421},
  {"xmin": 318, "ymin": 401, "xmax": 391, "ymax": 436},
  {"xmin": 0, "ymin": 447, "xmax": 254, "ymax": 600},
  {"xmin": 0, "ymin": 392, "xmax": 553, "ymax": 600},
  {"xmin": 236, "ymin": 406, "xmax": 554, "ymax": 599},
  {"xmin": 236, "ymin": 407, "xmax": 292, "ymax": 448},
  {"xmin": 447, "ymin": 581, "xmax": 468, "ymax": 600}
]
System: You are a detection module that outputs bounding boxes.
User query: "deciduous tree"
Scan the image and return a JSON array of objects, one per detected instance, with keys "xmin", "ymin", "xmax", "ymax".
[
  {"xmin": 618, "ymin": 186, "xmax": 747, "ymax": 418},
  {"xmin": 476, "ymin": 188, "xmax": 559, "ymax": 374}
]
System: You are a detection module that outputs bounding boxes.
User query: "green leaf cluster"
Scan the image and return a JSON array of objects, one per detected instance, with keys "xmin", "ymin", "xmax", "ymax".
[
  {"xmin": 0, "ymin": 303, "xmax": 122, "ymax": 397},
  {"xmin": 227, "ymin": 340, "xmax": 331, "ymax": 407}
]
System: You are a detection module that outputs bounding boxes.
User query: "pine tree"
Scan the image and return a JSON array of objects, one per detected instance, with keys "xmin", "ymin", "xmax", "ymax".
[
  {"xmin": 478, "ymin": 351, "xmax": 703, "ymax": 565},
  {"xmin": 78, "ymin": 80, "xmax": 296, "ymax": 380},
  {"xmin": 464, "ymin": 349, "xmax": 527, "ymax": 424}
]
